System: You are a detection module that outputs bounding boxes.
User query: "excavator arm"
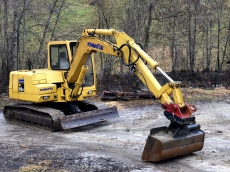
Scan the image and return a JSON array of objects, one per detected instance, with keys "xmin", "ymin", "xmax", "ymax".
[
  {"xmin": 68, "ymin": 29, "xmax": 195, "ymax": 124},
  {"xmin": 66, "ymin": 29, "xmax": 204, "ymax": 162}
]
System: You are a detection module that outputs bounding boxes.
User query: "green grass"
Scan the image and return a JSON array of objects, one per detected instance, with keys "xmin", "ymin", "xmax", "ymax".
[{"xmin": 60, "ymin": 0, "xmax": 96, "ymax": 29}]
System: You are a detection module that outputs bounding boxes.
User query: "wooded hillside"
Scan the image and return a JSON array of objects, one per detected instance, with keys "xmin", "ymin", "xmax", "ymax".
[{"xmin": 1, "ymin": 0, "xmax": 230, "ymax": 91}]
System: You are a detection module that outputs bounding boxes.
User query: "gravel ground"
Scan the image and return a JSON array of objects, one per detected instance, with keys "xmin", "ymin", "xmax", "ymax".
[
  {"xmin": 0, "ymin": 143, "xmax": 145, "ymax": 172},
  {"xmin": 1, "ymin": 87, "xmax": 230, "ymax": 172}
]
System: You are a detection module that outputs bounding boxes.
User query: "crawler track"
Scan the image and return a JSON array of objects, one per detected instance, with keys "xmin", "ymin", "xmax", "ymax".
[
  {"xmin": 3, "ymin": 101, "xmax": 119, "ymax": 131},
  {"xmin": 3, "ymin": 104, "xmax": 65, "ymax": 131}
]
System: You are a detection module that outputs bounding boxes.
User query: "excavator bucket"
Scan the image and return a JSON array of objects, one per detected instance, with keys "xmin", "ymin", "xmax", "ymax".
[
  {"xmin": 142, "ymin": 124, "xmax": 205, "ymax": 162},
  {"xmin": 59, "ymin": 106, "xmax": 118, "ymax": 130}
]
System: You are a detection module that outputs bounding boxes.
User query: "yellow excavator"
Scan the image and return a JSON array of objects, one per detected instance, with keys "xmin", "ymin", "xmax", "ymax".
[{"xmin": 3, "ymin": 29, "xmax": 205, "ymax": 162}]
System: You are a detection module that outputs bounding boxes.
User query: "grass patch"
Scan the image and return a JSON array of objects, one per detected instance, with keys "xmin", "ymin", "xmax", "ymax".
[
  {"xmin": 19, "ymin": 164, "xmax": 47, "ymax": 172},
  {"xmin": 182, "ymin": 87, "xmax": 230, "ymax": 103},
  {"xmin": 18, "ymin": 160, "xmax": 68, "ymax": 172},
  {"xmin": 60, "ymin": 0, "xmax": 95, "ymax": 29}
]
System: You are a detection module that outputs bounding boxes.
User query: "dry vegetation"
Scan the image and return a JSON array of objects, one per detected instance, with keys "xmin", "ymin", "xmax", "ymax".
[
  {"xmin": 1, "ymin": 86, "xmax": 230, "ymax": 111},
  {"xmin": 182, "ymin": 87, "xmax": 230, "ymax": 103},
  {"xmin": 89, "ymin": 86, "xmax": 230, "ymax": 111}
]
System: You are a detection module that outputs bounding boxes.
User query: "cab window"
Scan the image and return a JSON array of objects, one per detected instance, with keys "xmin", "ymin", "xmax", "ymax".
[{"xmin": 50, "ymin": 44, "xmax": 70, "ymax": 70}]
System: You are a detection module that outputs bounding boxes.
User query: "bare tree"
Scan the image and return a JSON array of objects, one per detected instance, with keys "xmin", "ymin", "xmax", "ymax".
[
  {"xmin": 221, "ymin": 21, "xmax": 230, "ymax": 69},
  {"xmin": 144, "ymin": 0, "xmax": 158, "ymax": 51},
  {"xmin": 12, "ymin": 1, "xmax": 20, "ymax": 71},
  {"xmin": 187, "ymin": 0, "xmax": 198, "ymax": 73},
  {"xmin": 50, "ymin": 0, "xmax": 66, "ymax": 41},
  {"xmin": 36, "ymin": 0, "xmax": 57, "ymax": 67}
]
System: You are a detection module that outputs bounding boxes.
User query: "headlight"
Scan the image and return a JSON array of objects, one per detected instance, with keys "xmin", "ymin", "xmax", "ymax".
[{"xmin": 43, "ymin": 96, "xmax": 50, "ymax": 100}]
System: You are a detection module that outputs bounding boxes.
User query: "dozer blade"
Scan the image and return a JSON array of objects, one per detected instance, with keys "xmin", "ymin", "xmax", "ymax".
[
  {"xmin": 142, "ymin": 124, "xmax": 205, "ymax": 162},
  {"xmin": 60, "ymin": 106, "xmax": 118, "ymax": 130}
]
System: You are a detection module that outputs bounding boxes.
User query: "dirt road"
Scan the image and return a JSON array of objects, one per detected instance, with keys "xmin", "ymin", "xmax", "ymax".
[{"xmin": 0, "ymin": 99, "xmax": 230, "ymax": 171}]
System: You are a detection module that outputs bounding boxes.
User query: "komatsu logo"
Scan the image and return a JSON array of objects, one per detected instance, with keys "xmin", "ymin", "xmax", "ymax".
[
  {"xmin": 40, "ymin": 87, "xmax": 53, "ymax": 91},
  {"xmin": 87, "ymin": 42, "xmax": 103, "ymax": 50}
]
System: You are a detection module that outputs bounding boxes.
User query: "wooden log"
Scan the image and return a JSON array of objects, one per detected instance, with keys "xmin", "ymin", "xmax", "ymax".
[{"xmin": 101, "ymin": 91, "xmax": 155, "ymax": 101}]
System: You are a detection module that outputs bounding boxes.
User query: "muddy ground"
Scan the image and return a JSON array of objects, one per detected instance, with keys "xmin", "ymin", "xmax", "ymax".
[{"xmin": 0, "ymin": 88, "xmax": 230, "ymax": 172}]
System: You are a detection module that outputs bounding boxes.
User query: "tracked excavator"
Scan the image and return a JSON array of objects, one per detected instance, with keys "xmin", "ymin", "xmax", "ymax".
[{"xmin": 3, "ymin": 29, "xmax": 204, "ymax": 162}]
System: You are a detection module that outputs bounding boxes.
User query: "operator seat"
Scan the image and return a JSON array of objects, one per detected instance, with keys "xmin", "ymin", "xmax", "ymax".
[{"xmin": 59, "ymin": 52, "xmax": 69, "ymax": 69}]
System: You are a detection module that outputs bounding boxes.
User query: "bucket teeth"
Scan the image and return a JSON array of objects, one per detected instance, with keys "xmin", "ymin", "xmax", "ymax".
[{"xmin": 142, "ymin": 124, "xmax": 205, "ymax": 162}]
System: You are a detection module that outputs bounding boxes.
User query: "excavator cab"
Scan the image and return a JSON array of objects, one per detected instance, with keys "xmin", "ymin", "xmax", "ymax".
[
  {"xmin": 49, "ymin": 43, "xmax": 71, "ymax": 70},
  {"xmin": 49, "ymin": 41, "xmax": 96, "ymax": 95}
]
